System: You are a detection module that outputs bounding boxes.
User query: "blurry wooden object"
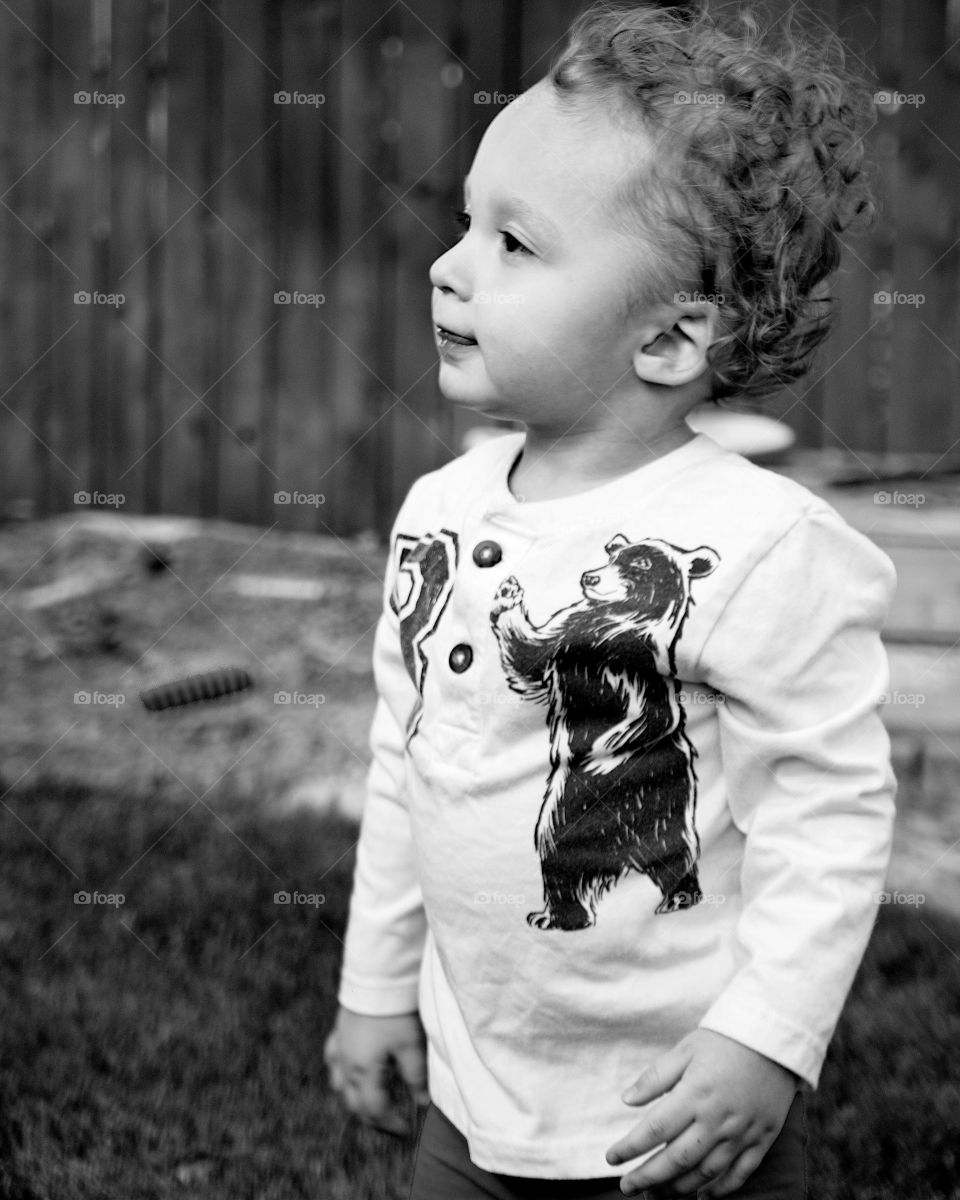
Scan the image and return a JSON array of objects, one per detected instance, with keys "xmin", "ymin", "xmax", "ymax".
[{"xmin": 0, "ymin": 0, "xmax": 957, "ymax": 537}]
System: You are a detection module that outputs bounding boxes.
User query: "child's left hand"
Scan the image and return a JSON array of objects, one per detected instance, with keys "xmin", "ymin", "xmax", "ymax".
[{"xmin": 605, "ymin": 1029, "xmax": 799, "ymax": 1197}]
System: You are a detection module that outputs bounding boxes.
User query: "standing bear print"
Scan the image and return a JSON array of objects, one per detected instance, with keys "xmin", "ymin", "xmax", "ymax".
[{"xmin": 489, "ymin": 533, "xmax": 719, "ymax": 931}]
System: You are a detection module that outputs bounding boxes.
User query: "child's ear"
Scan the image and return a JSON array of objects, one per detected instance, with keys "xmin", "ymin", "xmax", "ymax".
[{"xmin": 632, "ymin": 303, "xmax": 719, "ymax": 388}]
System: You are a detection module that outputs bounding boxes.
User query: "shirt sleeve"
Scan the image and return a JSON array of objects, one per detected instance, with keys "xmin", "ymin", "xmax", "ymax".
[
  {"xmin": 336, "ymin": 497, "xmax": 428, "ymax": 1016},
  {"xmin": 694, "ymin": 507, "xmax": 897, "ymax": 1090}
]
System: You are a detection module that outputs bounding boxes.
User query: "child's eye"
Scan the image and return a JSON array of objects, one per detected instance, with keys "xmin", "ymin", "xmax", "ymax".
[
  {"xmin": 451, "ymin": 209, "xmax": 532, "ymax": 256},
  {"xmin": 502, "ymin": 231, "xmax": 533, "ymax": 256}
]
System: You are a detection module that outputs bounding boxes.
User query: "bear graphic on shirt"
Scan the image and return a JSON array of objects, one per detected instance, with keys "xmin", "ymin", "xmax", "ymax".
[{"xmin": 490, "ymin": 533, "xmax": 720, "ymax": 931}]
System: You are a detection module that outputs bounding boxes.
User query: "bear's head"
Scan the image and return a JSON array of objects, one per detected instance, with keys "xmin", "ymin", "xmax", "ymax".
[{"xmin": 580, "ymin": 535, "xmax": 719, "ymax": 630}]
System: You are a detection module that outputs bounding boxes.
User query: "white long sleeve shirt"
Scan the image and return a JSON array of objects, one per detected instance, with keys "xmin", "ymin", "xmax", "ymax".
[{"xmin": 337, "ymin": 430, "xmax": 897, "ymax": 1179}]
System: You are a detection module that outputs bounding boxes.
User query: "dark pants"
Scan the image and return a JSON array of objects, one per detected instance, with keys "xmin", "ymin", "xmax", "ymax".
[{"xmin": 409, "ymin": 1092, "xmax": 806, "ymax": 1200}]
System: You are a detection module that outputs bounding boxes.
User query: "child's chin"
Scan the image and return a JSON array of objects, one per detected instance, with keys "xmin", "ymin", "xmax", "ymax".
[{"xmin": 437, "ymin": 376, "xmax": 495, "ymax": 410}]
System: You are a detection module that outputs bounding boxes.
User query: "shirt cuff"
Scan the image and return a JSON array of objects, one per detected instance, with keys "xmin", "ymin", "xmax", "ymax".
[
  {"xmin": 337, "ymin": 971, "xmax": 421, "ymax": 1017},
  {"xmin": 697, "ymin": 985, "xmax": 827, "ymax": 1090}
]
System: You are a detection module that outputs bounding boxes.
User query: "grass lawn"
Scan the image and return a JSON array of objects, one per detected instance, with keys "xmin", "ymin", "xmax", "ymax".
[{"xmin": 1, "ymin": 773, "xmax": 958, "ymax": 1200}]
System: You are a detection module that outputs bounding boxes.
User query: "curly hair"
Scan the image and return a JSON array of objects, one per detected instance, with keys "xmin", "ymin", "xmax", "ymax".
[{"xmin": 549, "ymin": 1, "xmax": 877, "ymax": 403}]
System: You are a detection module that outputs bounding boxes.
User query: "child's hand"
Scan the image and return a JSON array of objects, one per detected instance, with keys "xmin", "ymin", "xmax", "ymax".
[
  {"xmin": 323, "ymin": 1006, "xmax": 430, "ymax": 1137},
  {"xmin": 606, "ymin": 1029, "xmax": 799, "ymax": 1197}
]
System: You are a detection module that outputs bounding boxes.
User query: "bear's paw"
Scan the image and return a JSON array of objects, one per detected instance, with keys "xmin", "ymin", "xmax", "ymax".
[{"xmin": 491, "ymin": 575, "xmax": 523, "ymax": 617}]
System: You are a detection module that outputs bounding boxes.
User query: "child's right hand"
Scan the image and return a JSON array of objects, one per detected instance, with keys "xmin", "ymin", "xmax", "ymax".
[{"xmin": 323, "ymin": 1006, "xmax": 430, "ymax": 1136}]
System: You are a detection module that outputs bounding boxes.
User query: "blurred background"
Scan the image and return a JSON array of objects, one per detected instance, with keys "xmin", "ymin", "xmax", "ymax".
[
  {"xmin": 1, "ymin": 0, "xmax": 958, "ymax": 537},
  {"xmin": 1, "ymin": 3, "xmax": 959, "ymax": 1198}
]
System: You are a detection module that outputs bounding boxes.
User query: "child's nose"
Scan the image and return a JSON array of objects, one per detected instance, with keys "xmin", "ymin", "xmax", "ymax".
[{"xmin": 429, "ymin": 243, "xmax": 469, "ymax": 299}]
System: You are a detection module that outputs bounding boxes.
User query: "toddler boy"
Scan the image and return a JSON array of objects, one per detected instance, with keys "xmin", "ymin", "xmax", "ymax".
[{"xmin": 325, "ymin": 4, "xmax": 895, "ymax": 1197}]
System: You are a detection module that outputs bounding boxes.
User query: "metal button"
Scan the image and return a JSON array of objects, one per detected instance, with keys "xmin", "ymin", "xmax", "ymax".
[
  {"xmin": 448, "ymin": 643, "xmax": 473, "ymax": 673},
  {"xmin": 472, "ymin": 539, "xmax": 503, "ymax": 568}
]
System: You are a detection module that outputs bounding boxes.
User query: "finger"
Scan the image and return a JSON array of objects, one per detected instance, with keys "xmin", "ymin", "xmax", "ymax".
[
  {"xmin": 606, "ymin": 1100, "xmax": 694, "ymax": 1168},
  {"xmin": 618, "ymin": 1121, "xmax": 716, "ymax": 1194},
  {"xmin": 394, "ymin": 1043, "xmax": 430, "ymax": 1107},
  {"xmin": 323, "ymin": 1035, "xmax": 346, "ymax": 1094},
  {"xmin": 621, "ymin": 1041, "xmax": 693, "ymax": 1107},
  {"xmin": 668, "ymin": 1138, "xmax": 736, "ymax": 1196},
  {"xmin": 698, "ymin": 1142, "xmax": 767, "ymax": 1197},
  {"xmin": 353, "ymin": 1061, "xmax": 410, "ymax": 1137}
]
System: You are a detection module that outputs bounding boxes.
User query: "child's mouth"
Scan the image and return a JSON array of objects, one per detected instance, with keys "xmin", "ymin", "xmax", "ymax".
[{"xmin": 436, "ymin": 325, "xmax": 478, "ymax": 349}]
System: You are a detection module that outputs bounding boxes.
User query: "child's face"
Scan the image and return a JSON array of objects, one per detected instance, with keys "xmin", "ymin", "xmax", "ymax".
[{"xmin": 430, "ymin": 81, "xmax": 663, "ymax": 428}]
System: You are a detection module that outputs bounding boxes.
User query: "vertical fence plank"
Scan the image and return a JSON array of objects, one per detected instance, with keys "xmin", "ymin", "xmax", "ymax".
[
  {"xmin": 330, "ymin": 0, "xmax": 388, "ymax": 538},
  {"xmin": 258, "ymin": 0, "xmax": 284, "ymax": 527},
  {"xmin": 887, "ymin": 0, "xmax": 960, "ymax": 455},
  {"xmin": 32, "ymin": 0, "xmax": 58, "ymax": 516},
  {"xmin": 0, "ymin": 12, "xmax": 24, "ymax": 518},
  {"xmin": 87, "ymin": 0, "xmax": 112, "ymax": 497},
  {"xmin": 143, "ymin": 0, "xmax": 170, "ymax": 512},
  {"xmin": 312, "ymin": 0, "xmax": 345, "ymax": 535},
  {"xmin": 370, "ymin": 3, "xmax": 403, "ymax": 539},
  {"xmin": 199, "ymin": 0, "xmax": 224, "ymax": 517}
]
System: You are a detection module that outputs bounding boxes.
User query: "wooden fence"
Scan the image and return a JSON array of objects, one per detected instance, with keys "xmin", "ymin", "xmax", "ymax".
[{"xmin": 1, "ymin": 0, "xmax": 958, "ymax": 537}]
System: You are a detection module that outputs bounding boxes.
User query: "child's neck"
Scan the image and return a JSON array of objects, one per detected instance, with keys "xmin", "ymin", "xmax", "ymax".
[{"xmin": 508, "ymin": 422, "xmax": 695, "ymax": 503}]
